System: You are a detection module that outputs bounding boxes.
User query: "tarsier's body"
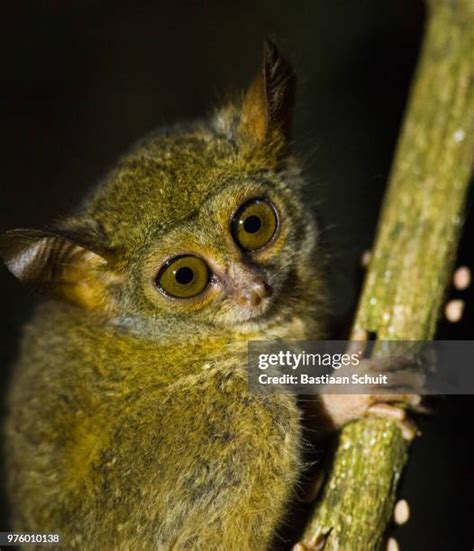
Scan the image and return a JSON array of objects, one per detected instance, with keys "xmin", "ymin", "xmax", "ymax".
[{"xmin": 1, "ymin": 44, "xmax": 404, "ymax": 550}]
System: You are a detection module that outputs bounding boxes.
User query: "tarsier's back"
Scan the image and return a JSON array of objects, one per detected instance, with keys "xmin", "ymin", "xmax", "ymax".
[{"xmin": 1, "ymin": 43, "xmax": 327, "ymax": 550}]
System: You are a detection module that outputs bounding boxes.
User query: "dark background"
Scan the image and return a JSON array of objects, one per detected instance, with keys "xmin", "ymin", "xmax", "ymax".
[{"xmin": 0, "ymin": 1, "xmax": 472, "ymax": 549}]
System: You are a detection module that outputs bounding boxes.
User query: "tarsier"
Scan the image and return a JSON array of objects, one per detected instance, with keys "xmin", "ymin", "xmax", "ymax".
[{"xmin": 1, "ymin": 42, "xmax": 419, "ymax": 550}]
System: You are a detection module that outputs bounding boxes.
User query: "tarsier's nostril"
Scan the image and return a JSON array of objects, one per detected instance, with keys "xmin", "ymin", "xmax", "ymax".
[
  {"xmin": 237, "ymin": 293, "xmax": 261, "ymax": 308},
  {"xmin": 263, "ymin": 282, "xmax": 273, "ymax": 297},
  {"xmin": 237, "ymin": 278, "xmax": 272, "ymax": 308}
]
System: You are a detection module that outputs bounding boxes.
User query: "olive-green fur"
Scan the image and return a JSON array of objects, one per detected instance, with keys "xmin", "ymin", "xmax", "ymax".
[{"xmin": 4, "ymin": 46, "xmax": 327, "ymax": 550}]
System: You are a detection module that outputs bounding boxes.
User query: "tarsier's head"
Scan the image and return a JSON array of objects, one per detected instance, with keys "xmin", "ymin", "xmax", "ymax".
[{"xmin": 0, "ymin": 42, "xmax": 325, "ymax": 340}]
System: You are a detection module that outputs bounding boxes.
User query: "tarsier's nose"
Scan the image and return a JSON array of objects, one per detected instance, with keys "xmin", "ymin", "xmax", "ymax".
[{"xmin": 236, "ymin": 277, "xmax": 273, "ymax": 309}]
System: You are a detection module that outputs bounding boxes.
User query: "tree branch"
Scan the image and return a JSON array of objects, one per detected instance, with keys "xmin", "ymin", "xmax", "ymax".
[{"xmin": 302, "ymin": 1, "xmax": 473, "ymax": 549}]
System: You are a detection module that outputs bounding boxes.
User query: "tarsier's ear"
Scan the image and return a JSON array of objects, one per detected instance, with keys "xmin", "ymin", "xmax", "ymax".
[
  {"xmin": 0, "ymin": 227, "xmax": 118, "ymax": 311},
  {"xmin": 239, "ymin": 40, "xmax": 296, "ymax": 156}
]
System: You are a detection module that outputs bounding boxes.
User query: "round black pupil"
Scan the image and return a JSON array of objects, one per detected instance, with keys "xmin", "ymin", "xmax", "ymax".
[
  {"xmin": 175, "ymin": 266, "xmax": 194, "ymax": 285},
  {"xmin": 243, "ymin": 214, "xmax": 262, "ymax": 234}
]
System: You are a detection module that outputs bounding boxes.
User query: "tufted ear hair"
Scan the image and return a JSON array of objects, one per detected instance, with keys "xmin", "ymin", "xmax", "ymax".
[
  {"xmin": 0, "ymin": 225, "xmax": 119, "ymax": 311},
  {"xmin": 239, "ymin": 40, "xmax": 296, "ymax": 155}
]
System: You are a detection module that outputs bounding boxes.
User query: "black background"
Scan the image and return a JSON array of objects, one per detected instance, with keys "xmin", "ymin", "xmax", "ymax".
[{"xmin": 0, "ymin": 1, "xmax": 473, "ymax": 549}]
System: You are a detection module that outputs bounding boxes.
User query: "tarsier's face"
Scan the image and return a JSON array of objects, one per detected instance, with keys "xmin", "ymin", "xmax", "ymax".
[
  {"xmin": 0, "ymin": 42, "xmax": 325, "ymax": 339},
  {"xmin": 132, "ymin": 171, "xmax": 320, "ymax": 333},
  {"xmin": 153, "ymin": 194, "xmax": 280, "ymax": 315}
]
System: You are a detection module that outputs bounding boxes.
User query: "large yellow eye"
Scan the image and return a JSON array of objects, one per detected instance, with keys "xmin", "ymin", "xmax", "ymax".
[
  {"xmin": 156, "ymin": 255, "xmax": 210, "ymax": 299},
  {"xmin": 231, "ymin": 198, "xmax": 278, "ymax": 251}
]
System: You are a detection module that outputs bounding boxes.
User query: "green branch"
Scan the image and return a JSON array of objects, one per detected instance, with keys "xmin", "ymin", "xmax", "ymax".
[{"xmin": 302, "ymin": 1, "xmax": 473, "ymax": 549}]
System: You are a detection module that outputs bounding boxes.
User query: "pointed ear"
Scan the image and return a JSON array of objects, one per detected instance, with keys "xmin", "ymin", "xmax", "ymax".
[
  {"xmin": 0, "ymin": 228, "xmax": 117, "ymax": 311},
  {"xmin": 239, "ymin": 40, "xmax": 296, "ymax": 153}
]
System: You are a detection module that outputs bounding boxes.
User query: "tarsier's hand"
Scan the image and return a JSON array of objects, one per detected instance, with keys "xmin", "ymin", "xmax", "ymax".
[{"xmin": 321, "ymin": 350, "xmax": 431, "ymax": 440}]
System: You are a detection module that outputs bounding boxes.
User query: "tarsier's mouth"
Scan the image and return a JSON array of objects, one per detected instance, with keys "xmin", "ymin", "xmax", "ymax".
[{"xmin": 233, "ymin": 295, "xmax": 275, "ymax": 323}]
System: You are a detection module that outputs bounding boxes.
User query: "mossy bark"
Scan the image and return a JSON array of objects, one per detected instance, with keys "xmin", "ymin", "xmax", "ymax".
[{"xmin": 302, "ymin": 1, "xmax": 474, "ymax": 549}]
